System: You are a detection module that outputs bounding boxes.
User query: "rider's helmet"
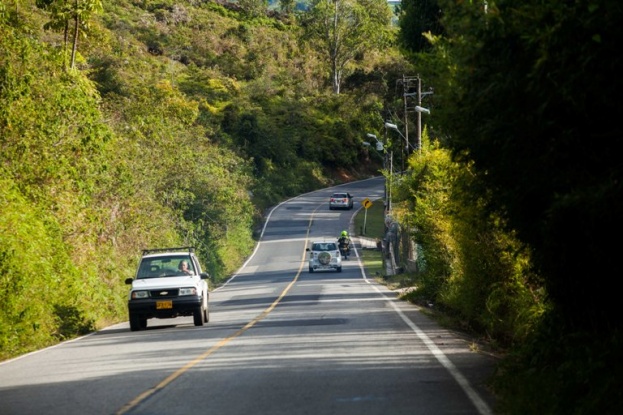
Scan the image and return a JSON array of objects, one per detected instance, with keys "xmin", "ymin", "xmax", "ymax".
[{"xmin": 341, "ymin": 230, "xmax": 348, "ymax": 237}]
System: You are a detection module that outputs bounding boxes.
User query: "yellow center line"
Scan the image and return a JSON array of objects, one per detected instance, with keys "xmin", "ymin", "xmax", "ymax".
[{"xmin": 116, "ymin": 204, "xmax": 320, "ymax": 414}]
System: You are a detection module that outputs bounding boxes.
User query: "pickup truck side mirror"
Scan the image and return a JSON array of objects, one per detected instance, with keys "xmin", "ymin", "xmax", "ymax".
[{"xmin": 124, "ymin": 278, "xmax": 133, "ymax": 285}]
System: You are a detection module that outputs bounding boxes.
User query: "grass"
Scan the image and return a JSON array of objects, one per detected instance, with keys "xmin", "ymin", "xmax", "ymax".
[
  {"xmin": 353, "ymin": 199, "xmax": 387, "ymax": 280},
  {"xmin": 353, "ymin": 198, "xmax": 417, "ymax": 289},
  {"xmin": 359, "ymin": 248, "xmax": 385, "ymax": 278},
  {"xmin": 353, "ymin": 199, "xmax": 386, "ymax": 239}
]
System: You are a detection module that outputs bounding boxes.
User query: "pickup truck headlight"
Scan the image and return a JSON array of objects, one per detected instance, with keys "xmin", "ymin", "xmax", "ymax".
[
  {"xmin": 131, "ymin": 290, "xmax": 149, "ymax": 299},
  {"xmin": 179, "ymin": 287, "xmax": 198, "ymax": 296}
]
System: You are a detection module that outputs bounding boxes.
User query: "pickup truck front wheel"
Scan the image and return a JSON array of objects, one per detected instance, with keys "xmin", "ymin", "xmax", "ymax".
[
  {"xmin": 129, "ymin": 312, "xmax": 147, "ymax": 331},
  {"xmin": 193, "ymin": 295, "xmax": 208, "ymax": 326}
]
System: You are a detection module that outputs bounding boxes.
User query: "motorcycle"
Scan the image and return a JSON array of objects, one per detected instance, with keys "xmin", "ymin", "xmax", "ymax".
[{"xmin": 338, "ymin": 242, "xmax": 350, "ymax": 260}]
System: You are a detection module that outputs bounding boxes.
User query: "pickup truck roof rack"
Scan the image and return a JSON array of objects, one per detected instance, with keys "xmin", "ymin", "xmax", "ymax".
[{"xmin": 141, "ymin": 246, "xmax": 195, "ymax": 256}]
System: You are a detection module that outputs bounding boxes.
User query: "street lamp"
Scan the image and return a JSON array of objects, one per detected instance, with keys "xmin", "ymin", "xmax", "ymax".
[
  {"xmin": 384, "ymin": 122, "xmax": 417, "ymax": 152},
  {"xmin": 365, "ymin": 132, "xmax": 391, "ymax": 213},
  {"xmin": 366, "ymin": 133, "xmax": 384, "ymax": 151},
  {"xmin": 414, "ymin": 106, "xmax": 430, "ymax": 115},
  {"xmin": 414, "ymin": 105, "xmax": 431, "ymax": 152},
  {"xmin": 413, "ymin": 76, "xmax": 433, "ymax": 151}
]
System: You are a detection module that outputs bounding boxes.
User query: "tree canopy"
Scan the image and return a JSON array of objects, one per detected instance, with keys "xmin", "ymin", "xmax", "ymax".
[
  {"xmin": 406, "ymin": 0, "xmax": 623, "ymax": 412},
  {"xmin": 301, "ymin": 0, "xmax": 393, "ymax": 94}
]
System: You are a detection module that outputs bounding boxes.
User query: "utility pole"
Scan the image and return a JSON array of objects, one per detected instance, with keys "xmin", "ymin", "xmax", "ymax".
[
  {"xmin": 388, "ymin": 151, "xmax": 393, "ymax": 213},
  {"xmin": 383, "ymin": 123, "xmax": 392, "ymax": 213},
  {"xmin": 414, "ymin": 76, "xmax": 433, "ymax": 152},
  {"xmin": 398, "ymin": 75, "xmax": 433, "ymax": 153},
  {"xmin": 416, "ymin": 76, "xmax": 422, "ymax": 152},
  {"xmin": 403, "ymin": 74, "xmax": 409, "ymax": 155},
  {"xmin": 398, "ymin": 76, "xmax": 418, "ymax": 153}
]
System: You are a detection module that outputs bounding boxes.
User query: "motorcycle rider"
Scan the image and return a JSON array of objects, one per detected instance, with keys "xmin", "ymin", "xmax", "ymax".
[{"xmin": 337, "ymin": 230, "xmax": 351, "ymax": 259}]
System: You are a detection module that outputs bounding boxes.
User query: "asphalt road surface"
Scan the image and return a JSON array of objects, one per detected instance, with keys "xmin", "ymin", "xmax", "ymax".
[{"xmin": 0, "ymin": 176, "xmax": 498, "ymax": 415}]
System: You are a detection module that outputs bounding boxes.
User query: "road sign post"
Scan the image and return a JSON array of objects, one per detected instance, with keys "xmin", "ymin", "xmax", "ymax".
[{"xmin": 362, "ymin": 198, "xmax": 373, "ymax": 235}]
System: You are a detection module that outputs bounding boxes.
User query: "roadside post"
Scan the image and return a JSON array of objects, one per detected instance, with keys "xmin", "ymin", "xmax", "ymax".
[{"xmin": 361, "ymin": 198, "xmax": 373, "ymax": 234}]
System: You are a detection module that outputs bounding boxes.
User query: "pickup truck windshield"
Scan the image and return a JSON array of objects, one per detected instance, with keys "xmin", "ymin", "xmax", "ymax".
[{"xmin": 137, "ymin": 255, "xmax": 194, "ymax": 279}]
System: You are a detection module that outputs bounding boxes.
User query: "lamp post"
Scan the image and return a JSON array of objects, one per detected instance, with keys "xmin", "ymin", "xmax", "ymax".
[
  {"xmin": 414, "ymin": 75, "xmax": 433, "ymax": 151},
  {"xmin": 414, "ymin": 105, "xmax": 431, "ymax": 152},
  {"xmin": 384, "ymin": 122, "xmax": 417, "ymax": 151},
  {"xmin": 385, "ymin": 121, "xmax": 416, "ymax": 174},
  {"xmin": 366, "ymin": 133, "xmax": 384, "ymax": 152},
  {"xmin": 414, "ymin": 106, "xmax": 430, "ymax": 114},
  {"xmin": 402, "ymin": 76, "xmax": 433, "ymax": 152},
  {"xmin": 365, "ymin": 133, "xmax": 390, "ymax": 212}
]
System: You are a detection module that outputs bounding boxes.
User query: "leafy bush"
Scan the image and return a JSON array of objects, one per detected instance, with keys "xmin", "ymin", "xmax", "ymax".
[
  {"xmin": 0, "ymin": 174, "xmax": 88, "ymax": 359},
  {"xmin": 397, "ymin": 140, "xmax": 547, "ymax": 346}
]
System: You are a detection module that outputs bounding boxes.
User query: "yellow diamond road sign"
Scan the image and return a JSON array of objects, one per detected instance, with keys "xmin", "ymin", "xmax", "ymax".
[{"xmin": 362, "ymin": 198, "xmax": 372, "ymax": 209}]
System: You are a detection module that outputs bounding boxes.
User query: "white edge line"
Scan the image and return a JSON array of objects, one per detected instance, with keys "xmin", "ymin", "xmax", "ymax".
[
  {"xmin": 0, "ymin": 331, "xmax": 97, "ymax": 366},
  {"xmin": 354, "ymin": 220, "xmax": 493, "ymax": 415}
]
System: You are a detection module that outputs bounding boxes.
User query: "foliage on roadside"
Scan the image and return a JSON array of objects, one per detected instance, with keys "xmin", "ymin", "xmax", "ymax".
[
  {"xmin": 398, "ymin": 0, "xmax": 623, "ymax": 412},
  {"xmin": 0, "ymin": 173, "xmax": 96, "ymax": 358},
  {"xmin": 390, "ymin": 138, "xmax": 548, "ymax": 348},
  {"xmin": 493, "ymin": 314, "xmax": 622, "ymax": 415},
  {"xmin": 0, "ymin": 0, "xmax": 398, "ymax": 361},
  {"xmin": 0, "ymin": 26, "xmax": 126, "ymax": 359}
]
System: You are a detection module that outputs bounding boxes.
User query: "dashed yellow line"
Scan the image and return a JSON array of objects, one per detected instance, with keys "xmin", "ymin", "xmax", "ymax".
[{"xmin": 116, "ymin": 205, "xmax": 318, "ymax": 414}]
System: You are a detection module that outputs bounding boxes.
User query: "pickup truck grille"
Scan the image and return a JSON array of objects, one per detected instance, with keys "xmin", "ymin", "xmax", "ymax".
[{"xmin": 150, "ymin": 289, "xmax": 179, "ymax": 298}]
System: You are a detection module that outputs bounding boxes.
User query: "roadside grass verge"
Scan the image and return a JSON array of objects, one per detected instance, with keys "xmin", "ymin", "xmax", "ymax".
[
  {"xmin": 353, "ymin": 199, "xmax": 385, "ymax": 239},
  {"xmin": 353, "ymin": 198, "xmax": 420, "ymax": 290},
  {"xmin": 353, "ymin": 199, "xmax": 386, "ymax": 281}
]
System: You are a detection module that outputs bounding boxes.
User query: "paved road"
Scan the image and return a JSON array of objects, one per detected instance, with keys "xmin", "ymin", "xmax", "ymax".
[{"xmin": 0, "ymin": 177, "xmax": 497, "ymax": 414}]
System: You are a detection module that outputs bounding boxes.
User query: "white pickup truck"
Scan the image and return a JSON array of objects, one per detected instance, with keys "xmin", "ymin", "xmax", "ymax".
[{"xmin": 124, "ymin": 247, "xmax": 210, "ymax": 331}]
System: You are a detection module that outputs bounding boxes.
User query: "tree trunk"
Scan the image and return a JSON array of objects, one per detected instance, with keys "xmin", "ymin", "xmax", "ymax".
[
  {"xmin": 331, "ymin": 0, "xmax": 340, "ymax": 94},
  {"xmin": 63, "ymin": 21, "xmax": 69, "ymax": 70},
  {"xmin": 70, "ymin": 5, "xmax": 79, "ymax": 70}
]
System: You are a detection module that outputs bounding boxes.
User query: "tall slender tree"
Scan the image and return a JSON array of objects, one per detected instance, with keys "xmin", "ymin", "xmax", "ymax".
[
  {"xmin": 301, "ymin": 0, "xmax": 392, "ymax": 94},
  {"xmin": 37, "ymin": 0, "xmax": 102, "ymax": 69}
]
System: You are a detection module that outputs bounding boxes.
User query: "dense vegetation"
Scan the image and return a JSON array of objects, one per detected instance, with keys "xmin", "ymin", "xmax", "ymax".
[
  {"xmin": 395, "ymin": 0, "xmax": 622, "ymax": 413},
  {"xmin": 1, "ymin": 0, "xmax": 621, "ymax": 413},
  {"xmin": 0, "ymin": 0, "xmax": 404, "ymax": 356}
]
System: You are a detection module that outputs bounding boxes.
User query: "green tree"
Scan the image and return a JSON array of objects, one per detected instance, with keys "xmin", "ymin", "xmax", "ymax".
[
  {"xmin": 37, "ymin": 0, "xmax": 103, "ymax": 69},
  {"xmin": 406, "ymin": 0, "xmax": 623, "ymax": 412},
  {"xmin": 301, "ymin": 0, "xmax": 393, "ymax": 94},
  {"xmin": 430, "ymin": 0, "xmax": 623, "ymax": 333}
]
